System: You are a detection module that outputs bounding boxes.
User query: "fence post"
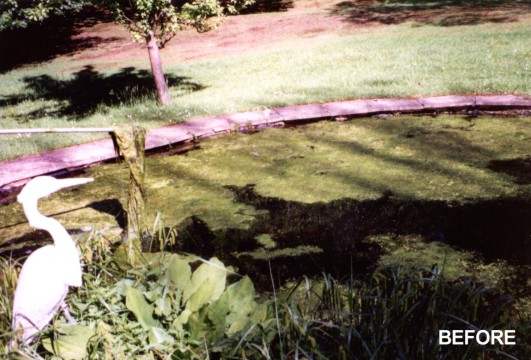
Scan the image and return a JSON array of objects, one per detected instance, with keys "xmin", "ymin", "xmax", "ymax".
[{"xmin": 112, "ymin": 125, "xmax": 147, "ymax": 265}]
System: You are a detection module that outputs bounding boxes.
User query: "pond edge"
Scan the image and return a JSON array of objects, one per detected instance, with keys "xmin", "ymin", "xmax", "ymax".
[{"xmin": 0, "ymin": 94, "xmax": 530, "ymax": 193}]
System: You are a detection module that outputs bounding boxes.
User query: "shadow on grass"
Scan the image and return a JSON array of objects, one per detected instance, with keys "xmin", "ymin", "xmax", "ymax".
[
  {"xmin": 0, "ymin": 7, "xmax": 117, "ymax": 74},
  {"xmin": 330, "ymin": 0, "xmax": 530, "ymax": 26},
  {"xmin": 241, "ymin": 0, "xmax": 294, "ymax": 14},
  {"xmin": 1, "ymin": 65, "xmax": 205, "ymax": 120}
]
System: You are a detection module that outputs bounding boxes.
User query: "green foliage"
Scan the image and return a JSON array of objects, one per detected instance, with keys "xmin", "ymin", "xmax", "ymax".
[
  {"xmin": 0, "ymin": 244, "xmax": 528, "ymax": 359},
  {"xmin": 0, "ymin": 0, "xmax": 84, "ymax": 30},
  {"xmin": 0, "ymin": 0, "xmax": 254, "ymax": 45},
  {"xmin": 125, "ymin": 286, "xmax": 158, "ymax": 328},
  {"xmin": 100, "ymin": 0, "xmax": 254, "ymax": 46},
  {"xmin": 0, "ymin": 257, "xmax": 18, "ymax": 354},
  {"xmin": 65, "ymin": 251, "xmax": 262, "ymax": 359},
  {"xmin": 250, "ymin": 267, "xmax": 530, "ymax": 360},
  {"xmin": 42, "ymin": 324, "xmax": 95, "ymax": 360}
]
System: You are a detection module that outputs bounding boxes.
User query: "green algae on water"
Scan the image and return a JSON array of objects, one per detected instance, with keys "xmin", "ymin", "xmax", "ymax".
[
  {"xmin": 1, "ymin": 114, "xmax": 530, "ymax": 241},
  {"xmin": 1, "ymin": 115, "xmax": 529, "ymax": 295}
]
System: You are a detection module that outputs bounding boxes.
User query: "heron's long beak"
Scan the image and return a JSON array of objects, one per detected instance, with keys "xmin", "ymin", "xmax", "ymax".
[
  {"xmin": 56, "ymin": 178, "xmax": 94, "ymax": 190},
  {"xmin": 17, "ymin": 176, "xmax": 95, "ymax": 205}
]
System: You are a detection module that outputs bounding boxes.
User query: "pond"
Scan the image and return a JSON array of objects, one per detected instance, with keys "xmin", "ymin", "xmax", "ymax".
[{"xmin": 1, "ymin": 114, "xmax": 530, "ymax": 297}]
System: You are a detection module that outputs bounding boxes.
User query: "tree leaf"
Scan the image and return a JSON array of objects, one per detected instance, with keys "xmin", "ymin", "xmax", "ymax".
[
  {"xmin": 148, "ymin": 326, "xmax": 174, "ymax": 346},
  {"xmin": 183, "ymin": 257, "xmax": 226, "ymax": 313},
  {"xmin": 125, "ymin": 286, "xmax": 157, "ymax": 328},
  {"xmin": 167, "ymin": 255, "xmax": 192, "ymax": 290},
  {"xmin": 42, "ymin": 324, "xmax": 95, "ymax": 360}
]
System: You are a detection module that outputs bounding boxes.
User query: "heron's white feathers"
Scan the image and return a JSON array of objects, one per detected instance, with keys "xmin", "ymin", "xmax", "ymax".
[
  {"xmin": 11, "ymin": 176, "xmax": 91, "ymax": 344},
  {"xmin": 12, "ymin": 245, "xmax": 69, "ymax": 342}
]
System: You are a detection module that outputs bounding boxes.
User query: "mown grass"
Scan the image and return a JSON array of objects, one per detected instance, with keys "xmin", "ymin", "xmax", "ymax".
[{"xmin": 0, "ymin": 17, "xmax": 530, "ymax": 161}]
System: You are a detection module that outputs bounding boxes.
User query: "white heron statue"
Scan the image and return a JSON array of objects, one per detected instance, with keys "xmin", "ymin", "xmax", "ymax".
[{"xmin": 11, "ymin": 176, "xmax": 93, "ymax": 346}]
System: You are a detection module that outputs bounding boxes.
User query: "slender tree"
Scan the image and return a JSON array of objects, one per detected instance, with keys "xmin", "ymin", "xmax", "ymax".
[
  {"xmin": 1, "ymin": 0, "xmax": 254, "ymax": 106},
  {"xmin": 97, "ymin": 0, "xmax": 254, "ymax": 105}
]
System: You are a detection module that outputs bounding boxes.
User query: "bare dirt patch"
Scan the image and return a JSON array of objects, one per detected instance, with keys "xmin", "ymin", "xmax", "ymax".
[
  {"xmin": 3, "ymin": 0, "xmax": 530, "ymax": 73},
  {"xmin": 69, "ymin": 0, "xmax": 531, "ymax": 70},
  {"xmin": 71, "ymin": 0, "xmax": 358, "ymax": 69}
]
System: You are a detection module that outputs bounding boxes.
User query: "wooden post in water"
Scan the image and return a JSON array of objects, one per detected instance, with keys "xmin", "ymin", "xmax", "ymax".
[
  {"xmin": 112, "ymin": 125, "xmax": 147, "ymax": 265},
  {"xmin": 1, "ymin": 126, "xmax": 148, "ymax": 265}
]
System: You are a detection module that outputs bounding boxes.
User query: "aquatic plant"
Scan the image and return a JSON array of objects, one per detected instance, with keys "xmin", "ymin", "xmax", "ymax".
[
  {"xmin": 247, "ymin": 266, "xmax": 530, "ymax": 359},
  {"xmin": 1, "ymin": 228, "xmax": 528, "ymax": 359}
]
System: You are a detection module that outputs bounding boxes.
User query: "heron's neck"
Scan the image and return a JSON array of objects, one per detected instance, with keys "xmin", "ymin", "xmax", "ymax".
[
  {"xmin": 23, "ymin": 200, "xmax": 76, "ymax": 251},
  {"xmin": 22, "ymin": 199, "xmax": 83, "ymax": 287}
]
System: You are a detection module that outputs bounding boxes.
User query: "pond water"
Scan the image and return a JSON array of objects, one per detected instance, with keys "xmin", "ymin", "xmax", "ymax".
[{"xmin": 1, "ymin": 114, "xmax": 530, "ymax": 296}]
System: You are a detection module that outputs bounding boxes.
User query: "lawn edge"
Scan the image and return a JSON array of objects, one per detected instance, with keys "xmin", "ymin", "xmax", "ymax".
[{"xmin": 1, "ymin": 94, "xmax": 529, "ymax": 193}]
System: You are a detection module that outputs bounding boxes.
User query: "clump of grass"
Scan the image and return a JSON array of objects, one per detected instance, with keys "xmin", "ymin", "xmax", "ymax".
[
  {"xmin": 0, "ymin": 239, "xmax": 528, "ymax": 359},
  {"xmin": 0, "ymin": 257, "xmax": 18, "ymax": 354},
  {"xmin": 243, "ymin": 266, "xmax": 529, "ymax": 359}
]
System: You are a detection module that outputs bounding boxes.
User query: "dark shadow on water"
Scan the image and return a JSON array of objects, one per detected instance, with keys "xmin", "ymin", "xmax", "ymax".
[
  {"xmin": 0, "ymin": 199, "xmax": 125, "ymax": 259},
  {"xmin": 330, "ymin": 0, "xmax": 530, "ymax": 27},
  {"xmin": 3, "ymin": 184, "xmax": 529, "ymax": 292},
  {"xmin": 1, "ymin": 65, "xmax": 205, "ymax": 120},
  {"xmin": 87, "ymin": 199, "xmax": 127, "ymax": 229},
  {"xmin": 162, "ymin": 185, "xmax": 530, "ymax": 289},
  {"xmin": 488, "ymin": 157, "xmax": 531, "ymax": 185},
  {"xmin": 0, "ymin": 230, "xmax": 52, "ymax": 260},
  {"xmin": 0, "ymin": 227, "xmax": 92, "ymax": 260},
  {"xmin": 0, "ymin": 7, "xmax": 116, "ymax": 73}
]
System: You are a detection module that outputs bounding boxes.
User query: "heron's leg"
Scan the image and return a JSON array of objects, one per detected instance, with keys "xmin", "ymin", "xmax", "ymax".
[{"xmin": 60, "ymin": 302, "xmax": 76, "ymax": 324}]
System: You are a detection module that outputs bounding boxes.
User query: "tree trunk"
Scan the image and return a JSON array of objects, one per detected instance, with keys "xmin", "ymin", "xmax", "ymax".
[{"xmin": 147, "ymin": 31, "xmax": 170, "ymax": 106}]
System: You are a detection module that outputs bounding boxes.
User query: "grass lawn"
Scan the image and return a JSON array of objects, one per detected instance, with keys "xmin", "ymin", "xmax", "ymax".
[{"xmin": 0, "ymin": 7, "xmax": 529, "ymax": 161}]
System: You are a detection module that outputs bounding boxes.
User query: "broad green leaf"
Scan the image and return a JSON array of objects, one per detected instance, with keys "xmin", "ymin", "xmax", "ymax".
[
  {"xmin": 167, "ymin": 255, "xmax": 192, "ymax": 290},
  {"xmin": 155, "ymin": 296, "xmax": 172, "ymax": 317},
  {"xmin": 115, "ymin": 278, "xmax": 135, "ymax": 296},
  {"xmin": 148, "ymin": 326, "xmax": 174, "ymax": 345},
  {"xmin": 172, "ymin": 289, "xmax": 183, "ymax": 309},
  {"xmin": 178, "ymin": 309, "xmax": 192, "ymax": 325},
  {"xmin": 207, "ymin": 293, "xmax": 229, "ymax": 343},
  {"xmin": 42, "ymin": 324, "xmax": 95, "ymax": 360},
  {"xmin": 172, "ymin": 317, "xmax": 184, "ymax": 332},
  {"xmin": 183, "ymin": 257, "xmax": 226, "ymax": 312},
  {"xmin": 126, "ymin": 286, "xmax": 157, "ymax": 328},
  {"xmin": 251, "ymin": 300, "xmax": 276, "ymax": 324},
  {"xmin": 224, "ymin": 276, "xmax": 257, "ymax": 335},
  {"xmin": 186, "ymin": 306, "xmax": 210, "ymax": 341},
  {"xmin": 145, "ymin": 287, "xmax": 163, "ymax": 302}
]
